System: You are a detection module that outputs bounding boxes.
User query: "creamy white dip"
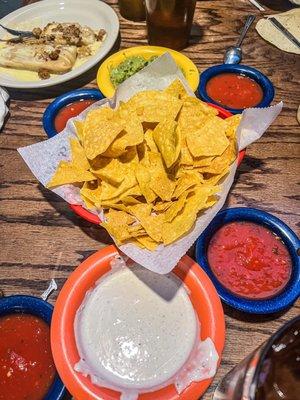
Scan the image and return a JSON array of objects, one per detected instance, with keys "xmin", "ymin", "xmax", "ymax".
[{"xmin": 74, "ymin": 256, "xmax": 218, "ymax": 399}]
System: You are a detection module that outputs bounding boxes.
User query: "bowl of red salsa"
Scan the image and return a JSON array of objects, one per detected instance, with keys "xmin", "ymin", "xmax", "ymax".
[
  {"xmin": 43, "ymin": 88, "xmax": 105, "ymax": 138},
  {"xmin": 0, "ymin": 295, "xmax": 65, "ymax": 400},
  {"xmin": 198, "ymin": 64, "xmax": 275, "ymax": 114},
  {"xmin": 195, "ymin": 207, "xmax": 300, "ymax": 314}
]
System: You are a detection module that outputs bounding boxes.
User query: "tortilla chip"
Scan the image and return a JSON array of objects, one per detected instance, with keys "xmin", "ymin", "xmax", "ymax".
[
  {"xmin": 186, "ymin": 117, "xmax": 229, "ymax": 157},
  {"xmin": 148, "ymin": 152, "xmax": 176, "ymax": 201},
  {"xmin": 74, "ymin": 120, "xmax": 84, "ymax": 142},
  {"xmin": 47, "ymin": 161, "xmax": 95, "ymax": 188},
  {"xmin": 128, "ymin": 203, "xmax": 163, "ymax": 242},
  {"xmin": 83, "ymin": 107, "xmax": 124, "ymax": 159},
  {"xmin": 153, "ymin": 119, "xmax": 180, "ymax": 168},
  {"xmin": 163, "ymin": 79, "xmax": 189, "ymax": 100},
  {"xmin": 136, "ymin": 235, "xmax": 159, "ymax": 251},
  {"xmin": 125, "ymin": 90, "xmax": 183, "ymax": 122}
]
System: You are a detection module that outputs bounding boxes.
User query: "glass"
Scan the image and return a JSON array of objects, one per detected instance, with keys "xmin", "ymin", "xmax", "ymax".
[
  {"xmin": 118, "ymin": 0, "xmax": 146, "ymax": 22},
  {"xmin": 145, "ymin": 0, "xmax": 196, "ymax": 50},
  {"xmin": 213, "ymin": 316, "xmax": 300, "ymax": 400}
]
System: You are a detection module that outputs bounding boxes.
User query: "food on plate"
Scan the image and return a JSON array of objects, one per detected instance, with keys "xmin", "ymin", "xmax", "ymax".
[
  {"xmin": 0, "ymin": 314, "xmax": 55, "ymax": 400},
  {"xmin": 0, "ymin": 22, "xmax": 106, "ymax": 79},
  {"xmin": 74, "ymin": 258, "xmax": 218, "ymax": 399},
  {"xmin": 109, "ymin": 55, "xmax": 158, "ymax": 87},
  {"xmin": 206, "ymin": 73, "xmax": 264, "ymax": 109},
  {"xmin": 54, "ymin": 99, "xmax": 96, "ymax": 132},
  {"xmin": 207, "ymin": 221, "xmax": 292, "ymax": 299},
  {"xmin": 33, "ymin": 22, "xmax": 105, "ymax": 46},
  {"xmin": 0, "ymin": 43, "xmax": 78, "ymax": 79},
  {"xmin": 47, "ymin": 79, "xmax": 241, "ymax": 250},
  {"xmin": 256, "ymin": 9, "xmax": 300, "ymax": 55}
]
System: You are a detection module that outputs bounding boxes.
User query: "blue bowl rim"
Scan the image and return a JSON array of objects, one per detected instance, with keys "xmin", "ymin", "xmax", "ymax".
[
  {"xmin": 195, "ymin": 207, "xmax": 300, "ymax": 314},
  {"xmin": 198, "ymin": 64, "xmax": 275, "ymax": 114},
  {"xmin": 0, "ymin": 295, "xmax": 66, "ymax": 400},
  {"xmin": 43, "ymin": 88, "xmax": 105, "ymax": 138}
]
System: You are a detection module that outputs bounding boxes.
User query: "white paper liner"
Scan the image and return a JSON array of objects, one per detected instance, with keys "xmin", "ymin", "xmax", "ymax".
[{"xmin": 18, "ymin": 53, "xmax": 283, "ymax": 274}]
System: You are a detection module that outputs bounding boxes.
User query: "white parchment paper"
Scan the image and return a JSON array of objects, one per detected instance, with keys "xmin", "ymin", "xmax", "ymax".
[{"xmin": 18, "ymin": 53, "xmax": 283, "ymax": 273}]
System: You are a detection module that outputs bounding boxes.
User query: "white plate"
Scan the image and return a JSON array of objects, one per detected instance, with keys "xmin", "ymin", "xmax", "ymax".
[{"xmin": 0, "ymin": 0, "xmax": 119, "ymax": 89}]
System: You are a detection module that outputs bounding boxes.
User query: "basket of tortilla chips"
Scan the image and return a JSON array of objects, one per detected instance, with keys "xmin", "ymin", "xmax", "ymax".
[{"xmin": 46, "ymin": 80, "xmax": 240, "ymax": 251}]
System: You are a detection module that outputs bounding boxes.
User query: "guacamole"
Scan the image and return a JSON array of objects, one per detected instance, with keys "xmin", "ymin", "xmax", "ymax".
[{"xmin": 109, "ymin": 55, "xmax": 157, "ymax": 87}]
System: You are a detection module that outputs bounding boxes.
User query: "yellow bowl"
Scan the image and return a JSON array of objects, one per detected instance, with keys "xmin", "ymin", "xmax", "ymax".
[{"xmin": 97, "ymin": 45, "xmax": 199, "ymax": 98}]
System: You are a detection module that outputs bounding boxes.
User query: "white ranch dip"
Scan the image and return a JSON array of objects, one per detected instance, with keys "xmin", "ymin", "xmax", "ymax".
[{"xmin": 75, "ymin": 259, "xmax": 197, "ymax": 393}]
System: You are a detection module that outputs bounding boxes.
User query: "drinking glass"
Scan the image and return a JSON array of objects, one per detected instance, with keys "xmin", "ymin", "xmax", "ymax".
[
  {"xmin": 213, "ymin": 316, "xmax": 300, "ymax": 400},
  {"xmin": 145, "ymin": 0, "xmax": 196, "ymax": 50},
  {"xmin": 118, "ymin": 0, "xmax": 146, "ymax": 22}
]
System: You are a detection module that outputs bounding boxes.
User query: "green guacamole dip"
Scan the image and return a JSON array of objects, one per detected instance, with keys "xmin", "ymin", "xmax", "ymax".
[{"xmin": 109, "ymin": 55, "xmax": 157, "ymax": 87}]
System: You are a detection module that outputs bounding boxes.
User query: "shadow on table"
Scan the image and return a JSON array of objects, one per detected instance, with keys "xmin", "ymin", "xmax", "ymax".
[
  {"xmin": 190, "ymin": 22, "xmax": 204, "ymax": 46},
  {"xmin": 6, "ymin": 33, "xmax": 121, "ymax": 101},
  {"xmin": 223, "ymin": 154, "xmax": 268, "ymax": 209},
  {"xmin": 38, "ymin": 184, "xmax": 114, "ymax": 246},
  {"xmin": 259, "ymin": 0, "xmax": 294, "ymax": 12},
  {"xmin": 222, "ymin": 303, "xmax": 289, "ymax": 323}
]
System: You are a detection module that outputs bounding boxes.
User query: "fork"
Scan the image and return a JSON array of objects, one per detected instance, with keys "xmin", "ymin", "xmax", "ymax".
[{"xmin": 0, "ymin": 23, "xmax": 34, "ymax": 38}]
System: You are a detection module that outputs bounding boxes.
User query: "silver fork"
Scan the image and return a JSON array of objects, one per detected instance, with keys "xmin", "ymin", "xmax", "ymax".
[{"xmin": 0, "ymin": 23, "xmax": 34, "ymax": 38}]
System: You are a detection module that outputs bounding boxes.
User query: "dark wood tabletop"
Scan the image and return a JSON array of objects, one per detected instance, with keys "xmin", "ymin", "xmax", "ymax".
[{"xmin": 0, "ymin": 0, "xmax": 299, "ymax": 399}]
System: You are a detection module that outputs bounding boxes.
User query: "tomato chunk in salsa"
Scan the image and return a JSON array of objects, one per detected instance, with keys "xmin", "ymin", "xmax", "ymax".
[
  {"xmin": 54, "ymin": 99, "xmax": 96, "ymax": 133},
  {"xmin": 206, "ymin": 73, "xmax": 263, "ymax": 109},
  {"xmin": 0, "ymin": 314, "xmax": 56, "ymax": 400},
  {"xmin": 207, "ymin": 221, "xmax": 292, "ymax": 299}
]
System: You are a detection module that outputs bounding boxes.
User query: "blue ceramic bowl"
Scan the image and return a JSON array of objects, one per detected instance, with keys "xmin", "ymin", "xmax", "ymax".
[
  {"xmin": 195, "ymin": 207, "xmax": 300, "ymax": 314},
  {"xmin": 198, "ymin": 64, "xmax": 275, "ymax": 114},
  {"xmin": 43, "ymin": 88, "xmax": 105, "ymax": 138},
  {"xmin": 0, "ymin": 295, "xmax": 66, "ymax": 400}
]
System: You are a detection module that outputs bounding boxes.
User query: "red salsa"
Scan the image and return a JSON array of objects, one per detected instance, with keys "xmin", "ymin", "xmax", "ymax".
[
  {"xmin": 206, "ymin": 73, "xmax": 264, "ymax": 109},
  {"xmin": 54, "ymin": 99, "xmax": 95, "ymax": 132},
  {"xmin": 207, "ymin": 221, "xmax": 292, "ymax": 299},
  {"xmin": 0, "ymin": 314, "xmax": 56, "ymax": 400}
]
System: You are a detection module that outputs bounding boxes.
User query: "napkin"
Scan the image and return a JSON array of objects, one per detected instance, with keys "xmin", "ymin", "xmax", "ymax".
[
  {"xmin": 18, "ymin": 54, "xmax": 283, "ymax": 274},
  {"xmin": 0, "ymin": 87, "xmax": 9, "ymax": 130}
]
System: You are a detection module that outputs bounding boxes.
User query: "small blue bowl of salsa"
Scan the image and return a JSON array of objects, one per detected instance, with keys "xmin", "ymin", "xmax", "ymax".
[
  {"xmin": 198, "ymin": 64, "xmax": 275, "ymax": 114},
  {"xmin": 195, "ymin": 207, "xmax": 300, "ymax": 314},
  {"xmin": 0, "ymin": 295, "xmax": 66, "ymax": 400},
  {"xmin": 43, "ymin": 88, "xmax": 105, "ymax": 138}
]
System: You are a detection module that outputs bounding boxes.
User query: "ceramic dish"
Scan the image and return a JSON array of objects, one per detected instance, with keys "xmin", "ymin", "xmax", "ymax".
[
  {"xmin": 43, "ymin": 93, "xmax": 246, "ymax": 225},
  {"xmin": 43, "ymin": 88, "xmax": 105, "ymax": 138},
  {"xmin": 198, "ymin": 64, "xmax": 275, "ymax": 114},
  {"xmin": 97, "ymin": 46, "xmax": 200, "ymax": 98},
  {"xmin": 51, "ymin": 245, "xmax": 225, "ymax": 400},
  {"xmin": 0, "ymin": 295, "xmax": 65, "ymax": 400},
  {"xmin": 0, "ymin": 0, "xmax": 119, "ymax": 89},
  {"xmin": 195, "ymin": 207, "xmax": 300, "ymax": 314}
]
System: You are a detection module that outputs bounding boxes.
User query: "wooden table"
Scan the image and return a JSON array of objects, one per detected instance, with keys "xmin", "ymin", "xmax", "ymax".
[{"xmin": 0, "ymin": 0, "xmax": 299, "ymax": 398}]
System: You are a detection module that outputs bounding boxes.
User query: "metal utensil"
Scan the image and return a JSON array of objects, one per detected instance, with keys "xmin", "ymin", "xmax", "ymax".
[
  {"xmin": 41, "ymin": 279, "xmax": 58, "ymax": 301},
  {"xmin": 224, "ymin": 15, "xmax": 256, "ymax": 64},
  {"xmin": 248, "ymin": 0, "xmax": 265, "ymax": 11},
  {"xmin": 269, "ymin": 17, "xmax": 300, "ymax": 49},
  {"xmin": 0, "ymin": 23, "xmax": 34, "ymax": 38}
]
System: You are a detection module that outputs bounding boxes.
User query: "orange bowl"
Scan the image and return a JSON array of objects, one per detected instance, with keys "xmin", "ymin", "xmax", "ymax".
[{"xmin": 51, "ymin": 245, "xmax": 225, "ymax": 400}]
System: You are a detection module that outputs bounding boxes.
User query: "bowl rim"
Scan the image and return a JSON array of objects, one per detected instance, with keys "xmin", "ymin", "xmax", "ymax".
[
  {"xmin": 198, "ymin": 64, "xmax": 275, "ymax": 114},
  {"xmin": 96, "ymin": 45, "xmax": 200, "ymax": 98},
  {"xmin": 195, "ymin": 207, "xmax": 300, "ymax": 314},
  {"xmin": 0, "ymin": 295, "xmax": 66, "ymax": 400},
  {"xmin": 43, "ymin": 88, "xmax": 105, "ymax": 138},
  {"xmin": 42, "ymin": 96, "xmax": 245, "ymax": 225},
  {"xmin": 51, "ymin": 245, "xmax": 225, "ymax": 400}
]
